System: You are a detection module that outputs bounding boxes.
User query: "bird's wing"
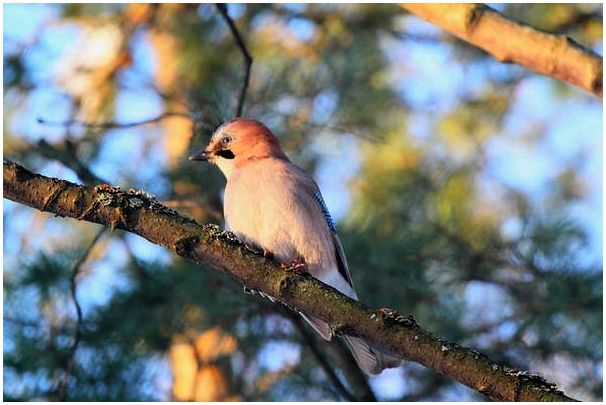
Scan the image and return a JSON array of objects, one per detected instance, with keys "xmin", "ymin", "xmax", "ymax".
[
  {"xmin": 331, "ymin": 231, "xmax": 354, "ymax": 289},
  {"xmin": 272, "ymin": 162, "xmax": 355, "ymax": 292},
  {"xmin": 311, "ymin": 187, "xmax": 355, "ymax": 289}
]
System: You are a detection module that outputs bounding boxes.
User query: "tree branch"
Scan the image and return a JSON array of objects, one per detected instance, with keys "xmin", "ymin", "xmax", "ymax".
[
  {"xmin": 216, "ymin": 3, "xmax": 253, "ymax": 117},
  {"xmin": 33, "ymin": 139, "xmax": 108, "ymax": 185},
  {"xmin": 3, "ymin": 161, "xmax": 577, "ymax": 402},
  {"xmin": 401, "ymin": 3, "xmax": 603, "ymax": 98},
  {"xmin": 37, "ymin": 111, "xmax": 191, "ymax": 130}
]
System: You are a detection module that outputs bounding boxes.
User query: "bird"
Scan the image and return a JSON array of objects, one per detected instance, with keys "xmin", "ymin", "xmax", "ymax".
[{"xmin": 189, "ymin": 118, "xmax": 401, "ymax": 375}]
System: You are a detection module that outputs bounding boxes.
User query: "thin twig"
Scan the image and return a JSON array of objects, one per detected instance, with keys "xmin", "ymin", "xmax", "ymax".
[
  {"xmin": 266, "ymin": 108, "xmax": 381, "ymax": 142},
  {"xmin": 37, "ymin": 111, "xmax": 191, "ymax": 130},
  {"xmin": 35, "ymin": 139, "xmax": 107, "ymax": 185},
  {"xmin": 326, "ymin": 338, "xmax": 378, "ymax": 401},
  {"xmin": 4, "ymin": 316, "xmax": 94, "ymax": 333},
  {"xmin": 216, "ymin": 3, "xmax": 253, "ymax": 117},
  {"xmin": 280, "ymin": 309, "xmax": 357, "ymax": 401},
  {"xmin": 58, "ymin": 227, "xmax": 106, "ymax": 401}
]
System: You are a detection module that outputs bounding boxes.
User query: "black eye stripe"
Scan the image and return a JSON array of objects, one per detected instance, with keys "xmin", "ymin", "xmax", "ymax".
[{"xmin": 215, "ymin": 149, "xmax": 235, "ymax": 159}]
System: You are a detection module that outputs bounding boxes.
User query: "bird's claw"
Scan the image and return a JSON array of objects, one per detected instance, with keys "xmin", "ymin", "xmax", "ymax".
[{"xmin": 281, "ymin": 258, "xmax": 307, "ymax": 274}]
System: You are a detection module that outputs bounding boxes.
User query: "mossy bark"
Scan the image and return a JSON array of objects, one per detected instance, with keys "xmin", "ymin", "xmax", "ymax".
[{"xmin": 3, "ymin": 161, "xmax": 577, "ymax": 402}]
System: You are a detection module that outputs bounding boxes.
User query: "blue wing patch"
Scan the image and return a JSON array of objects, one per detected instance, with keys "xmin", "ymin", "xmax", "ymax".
[{"xmin": 314, "ymin": 191, "xmax": 337, "ymax": 232}]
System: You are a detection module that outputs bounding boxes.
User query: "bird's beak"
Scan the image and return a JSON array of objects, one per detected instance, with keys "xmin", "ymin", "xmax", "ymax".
[{"xmin": 189, "ymin": 149, "xmax": 212, "ymax": 162}]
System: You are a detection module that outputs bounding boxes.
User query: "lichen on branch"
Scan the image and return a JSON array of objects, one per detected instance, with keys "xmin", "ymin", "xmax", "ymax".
[{"xmin": 3, "ymin": 160, "xmax": 577, "ymax": 402}]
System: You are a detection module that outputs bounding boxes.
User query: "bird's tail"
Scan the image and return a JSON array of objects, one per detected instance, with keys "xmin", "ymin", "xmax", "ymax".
[
  {"xmin": 300, "ymin": 313, "xmax": 401, "ymax": 375},
  {"xmin": 341, "ymin": 335, "xmax": 402, "ymax": 375}
]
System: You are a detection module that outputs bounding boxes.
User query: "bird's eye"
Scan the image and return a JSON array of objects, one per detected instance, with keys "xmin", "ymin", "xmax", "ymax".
[{"xmin": 221, "ymin": 136, "xmax": 233, "ymax": 146}]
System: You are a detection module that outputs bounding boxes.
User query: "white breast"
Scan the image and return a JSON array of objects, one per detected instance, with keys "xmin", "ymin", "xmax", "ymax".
[
  {"xmin": 222, "ymin": 158, "xmax": 356, "ymax": 299},
  {"xmin": 224, "ymin": 159, "xmax": 298, "ymax": 261}
]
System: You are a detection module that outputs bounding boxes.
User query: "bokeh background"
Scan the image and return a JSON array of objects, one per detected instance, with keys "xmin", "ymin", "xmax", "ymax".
[{"xmin": 3, "ymin": 3, "xmax": 602, "ymax": 401}]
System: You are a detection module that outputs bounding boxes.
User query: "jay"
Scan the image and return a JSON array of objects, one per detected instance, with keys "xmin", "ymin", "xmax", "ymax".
[{"xmin": 190, "ymin": 118, "xmax": 401, "ymax": 375}]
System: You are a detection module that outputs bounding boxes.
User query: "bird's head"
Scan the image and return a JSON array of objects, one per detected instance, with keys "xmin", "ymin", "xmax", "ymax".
[{"xmin": 189, "ymin": 118, "xmax": 287, "ymax": 178}]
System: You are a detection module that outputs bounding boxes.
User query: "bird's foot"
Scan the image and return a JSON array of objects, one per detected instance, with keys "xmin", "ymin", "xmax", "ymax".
[{"xmin": 281, "ymin": 257, "xmax": 307, "ymax": 274}]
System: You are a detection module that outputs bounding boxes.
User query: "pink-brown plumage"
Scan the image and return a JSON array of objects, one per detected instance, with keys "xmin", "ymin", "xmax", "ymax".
[
  {"xmin": 217, "ymin": 119, "xmax": 287, "ymax": 164},
  {"xmin": 190, "ymin": 118, "xmax": 401, "ymax": 375}
]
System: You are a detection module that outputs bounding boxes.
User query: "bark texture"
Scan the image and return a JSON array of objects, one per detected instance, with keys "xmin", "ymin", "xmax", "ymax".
[
  {"xmin": 401, "ymin": 3, "xmax": 603, "ymax": 98},
  {"xmin": 3, "ymin": 161, "xmax": 577, "ymax": 402}
]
